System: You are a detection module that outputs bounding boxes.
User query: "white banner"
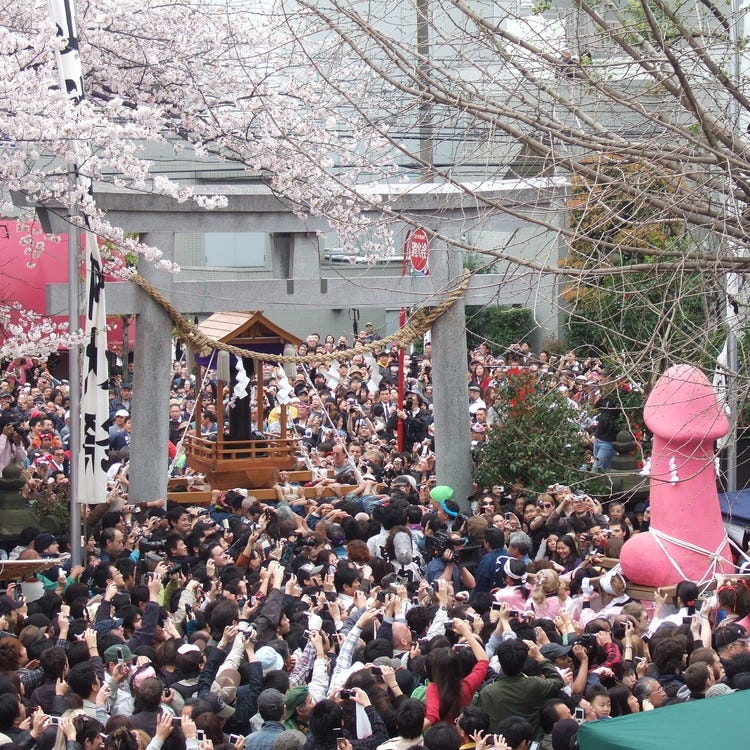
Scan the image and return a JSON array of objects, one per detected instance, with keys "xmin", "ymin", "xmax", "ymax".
[{"xmin": 79, "ymin": 233, "xmax": 110, "ymax": 503}]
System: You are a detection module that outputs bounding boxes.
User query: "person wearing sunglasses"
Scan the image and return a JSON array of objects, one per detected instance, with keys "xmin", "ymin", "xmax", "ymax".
[
  {"xmin": 527, "ymin": 494, "xmax": 565, "ymax": 553},
  {"xmin": 475, "ymin": 496, "xmax": 497, "ymax": 521}
]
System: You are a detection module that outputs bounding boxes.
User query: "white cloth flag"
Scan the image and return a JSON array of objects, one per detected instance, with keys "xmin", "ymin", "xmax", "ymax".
[
  {"xmin": 48, "ymin": 0, "xmax": 85, "ymax": 104},
  {"xmin": 713, "ymin": 271, "xmax": 741, "ymax": 450},
  {"xmin": 49, "ymin": 0, "xmax": 110, "ymax": 503},
  {"xmin": 79, "ymin": 233, "xmax": 110, "ymax": 503},
  {"xmin": 367, "ymin": 370, "xmax": 382, "ymax": 392}
]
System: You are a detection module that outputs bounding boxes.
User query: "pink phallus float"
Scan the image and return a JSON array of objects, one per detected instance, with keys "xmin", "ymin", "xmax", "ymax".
[{"xmin": 619, "ymin": 364, "xmax": 735, "ymax": 586}]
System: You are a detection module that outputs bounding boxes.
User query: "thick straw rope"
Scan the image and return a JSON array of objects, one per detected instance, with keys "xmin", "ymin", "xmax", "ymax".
[
  {"xmin": 130, "ymin": 270, "xmax": 471, "ymax": 363},
  {"xmin": 0, "ymin": 559, "xmax": 65, "ymax": 581}
]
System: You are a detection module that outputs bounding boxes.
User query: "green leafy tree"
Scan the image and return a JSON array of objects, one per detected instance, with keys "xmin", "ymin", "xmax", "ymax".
[
  {"xmin": 466, "ymin": 305, "xmax": 536, "ymax": 352},
  {"xmin": 463, "ymin": 257, "xmax": 538, "ymax": 352},
  {"xmin": 563, "ymin": 157, "xmax": 724, "ymax": 382},
  {"xmin": 474, "ymin": 369, "xmax": 604, "ymax": 493}
]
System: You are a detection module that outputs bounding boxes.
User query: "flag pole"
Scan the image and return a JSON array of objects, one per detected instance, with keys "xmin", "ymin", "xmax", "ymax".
[{"xmin": 49, "ymin": 0, "xmax": 110, "ymax": 565}]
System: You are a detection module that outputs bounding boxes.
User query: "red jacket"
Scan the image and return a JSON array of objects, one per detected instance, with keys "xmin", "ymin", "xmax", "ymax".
[{"xmin": 425, "ymin": 659, "xmax": 489, "ymax": 725}]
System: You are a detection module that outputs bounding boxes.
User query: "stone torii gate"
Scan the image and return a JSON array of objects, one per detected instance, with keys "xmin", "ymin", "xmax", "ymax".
[{"xmin": 30, "ymin": 179, "xmax": 566, "ymax": 509}]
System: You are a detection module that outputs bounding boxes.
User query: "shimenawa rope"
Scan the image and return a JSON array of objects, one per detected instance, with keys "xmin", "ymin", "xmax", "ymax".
[{"xmin": 130, "ymin": 269, "xmax": 471, "ymax": 364}]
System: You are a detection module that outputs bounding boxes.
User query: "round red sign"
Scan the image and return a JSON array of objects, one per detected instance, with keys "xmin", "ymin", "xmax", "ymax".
[{"xmin": 407, "ymin": 228, "xmax": 429, "ymax": 274}]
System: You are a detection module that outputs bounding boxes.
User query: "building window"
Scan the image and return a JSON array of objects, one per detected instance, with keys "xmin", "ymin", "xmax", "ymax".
[{"xmin": 204, "ymin": 233, "xmax": 267, "ymax": 268}]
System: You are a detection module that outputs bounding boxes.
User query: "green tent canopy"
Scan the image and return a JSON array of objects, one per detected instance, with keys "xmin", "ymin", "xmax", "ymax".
[{"xmin": 578, "ymin": 691, "xmax": 750, "ymax": 749}]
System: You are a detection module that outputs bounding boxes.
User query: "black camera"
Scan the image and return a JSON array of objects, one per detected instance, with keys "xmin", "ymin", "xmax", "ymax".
[
  {"xmin": 425, "ymin": 531, "xmax": 463, "ymax": 559},
  {"xmin": 340, "ymin": 689, "xmax": 354, "ymax": 699},
  {"xmin": 12, "ymin": 423, "xmax": 30, "ymax": 439},
  {"xmin": 580, "ymin": 633, "xmax": 596, "ymax": 648},
  {"xmin": 425, "ymin": 531, "xmax": 450, "ymax": 556},
  {"xmin": 139, "ymin": 538, "xmax": 166, "ymax": 553}
]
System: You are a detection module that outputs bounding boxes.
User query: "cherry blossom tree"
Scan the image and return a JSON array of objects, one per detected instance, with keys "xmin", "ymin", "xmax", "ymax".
[
  {"xmin": 1, "ymin": 0, "xmax": 398, "ymax": 356},
  {"xmin": 3, "ymin": 0, "xmax": 750, "ymax": 405},
  {"xmin": 2, "ymin": 1, "xmax": 396, "ymax": 255}
]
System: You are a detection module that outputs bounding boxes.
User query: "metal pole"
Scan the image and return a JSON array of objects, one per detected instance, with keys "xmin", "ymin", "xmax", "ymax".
[
  {"xmin": 67, "ymin": 221, "xmax": 83, "ymax": 566},
  {"xmin": 397, "ymin": 233, "xmax": 410, "ymax": 451},
  {"xmin": 416, "ymin": 0, "xmax": 433, "ymax": 178},
  {"xmin": 726, "ymin": 0, "xmax": 744, "ymax": 493},
  {"xmin": 728, "ymin": 324, "xmax": 738, "ymax": 493}
]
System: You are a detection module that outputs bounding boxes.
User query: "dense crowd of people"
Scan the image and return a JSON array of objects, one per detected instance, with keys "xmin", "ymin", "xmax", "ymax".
[{"xmin": 0, "ymin": 337, "xmax": 742, "ymax": 750}]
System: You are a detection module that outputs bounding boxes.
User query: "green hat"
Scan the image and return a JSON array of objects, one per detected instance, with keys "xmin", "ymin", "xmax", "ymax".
[
  {"xmin": 284, "ymin": 686, "xmax": 309, "ymax": 720},
  {"xmin": 103, "ymin": 644, "xmax": 135, "ymax": 663},
  {"xmin": 430, "ymin": 485, "xmax": 454, "ymax": 504}
]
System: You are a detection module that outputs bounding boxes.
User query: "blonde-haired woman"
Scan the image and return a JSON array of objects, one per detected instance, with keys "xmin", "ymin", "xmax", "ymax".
[{"xmin": 524, "ymin": 569, "xmax": 564, "ymax": 620}]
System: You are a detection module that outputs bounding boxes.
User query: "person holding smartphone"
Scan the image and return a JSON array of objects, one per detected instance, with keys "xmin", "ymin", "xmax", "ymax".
[
  {"xmin": 423, "ymin": 619, "xmax": 489, "ymax": 729},
  {"xmin": 58, "ymin": 713, "xmax": 106, "ymax": 750}
]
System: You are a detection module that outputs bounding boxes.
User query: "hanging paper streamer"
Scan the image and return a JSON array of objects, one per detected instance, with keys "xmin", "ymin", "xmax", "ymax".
[
  {"xmin": 325, "ymin": 360, "xmax": 341, "ymax": 389},
  {"xmin": 367, "ymin": 370, "xmax": 382, "ymax": 392},
  {"xmin": 668, "ymin": 456, "xmax": 679, "ymax": 485},
  {"xmin": 276, "ymin": 366, "xmax": 293, "ymax": 405},
  {"xmin": 234, "ymin": 358, "xmax": 250, "ymax": 402}
]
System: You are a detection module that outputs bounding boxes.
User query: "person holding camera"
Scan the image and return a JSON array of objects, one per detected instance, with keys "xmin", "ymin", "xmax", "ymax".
[
  {"xmin": 478, "ymin": 639, "xmax": 564, "ymax": 740},
  {"xmin": 303, "ymin": 687, "xmax": 388, "ymax": 750},
  {"xmin": 424, "ymin": 531, "xmax": 475, "ymax": 593},
  {"xmin": 386, "ymin": 393, "xmax": 431, "ymax": 452},
  {"xmin": 0, "ymin": 418, "xmax": 27, "ymax": 472}
]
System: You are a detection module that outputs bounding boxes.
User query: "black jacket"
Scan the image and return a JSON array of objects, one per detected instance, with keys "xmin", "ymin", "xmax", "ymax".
[{"xmin": 386, "ymin": 408, "xmax": 431, "ymax": 450}]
